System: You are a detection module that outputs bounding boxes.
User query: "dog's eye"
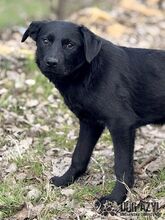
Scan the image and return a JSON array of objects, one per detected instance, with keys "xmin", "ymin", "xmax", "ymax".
[
  {"xmin": 63, "ymin": 40, "xmax": 74, "ymax": 49},
  {"xmin": 43, "ymin": 39, "xmax": 49, "ymax": 45},
  {"xmin": 66, "ymin": 42, "xmax": 74, "ymax": 49}
]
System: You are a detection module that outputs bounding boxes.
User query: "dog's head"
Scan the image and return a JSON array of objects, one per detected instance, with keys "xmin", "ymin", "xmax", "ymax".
[{"xmin": 22, "ymin": 21, "xmax": 102, "ymax": 79}]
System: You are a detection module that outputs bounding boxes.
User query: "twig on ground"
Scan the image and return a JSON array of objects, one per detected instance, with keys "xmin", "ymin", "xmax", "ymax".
[{"xmin": 91, "ymin": 156, "xmax": 105, "ymax": 188}]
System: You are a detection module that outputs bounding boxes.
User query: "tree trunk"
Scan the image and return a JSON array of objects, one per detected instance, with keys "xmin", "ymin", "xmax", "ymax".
[{"xmin": 56, "ymin": 0, "xmax": 67, "ymax": 20}]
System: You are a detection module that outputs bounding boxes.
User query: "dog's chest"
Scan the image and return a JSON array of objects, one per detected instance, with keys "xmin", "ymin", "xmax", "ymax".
[
  {"xmin": 62, "ymin": 89, "xmax": 103, "ymax": 123},
  {"xmin": 57, "ymin": 83, "xmax": 105, "ymax": 123},
  {"xmin": 63, "ymin": 93, "xmax": 89, "ymax": 118}
]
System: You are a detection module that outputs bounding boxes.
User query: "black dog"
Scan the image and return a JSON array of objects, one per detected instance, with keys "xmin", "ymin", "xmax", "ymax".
[{"xmin": 22, "ymin": 20, "xmax": 165, "ymax": 206}]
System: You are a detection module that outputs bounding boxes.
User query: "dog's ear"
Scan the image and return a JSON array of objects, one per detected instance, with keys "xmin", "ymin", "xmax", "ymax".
[
  {"xmin": 21, "ymin": 21, "xmax": 46, "ymax": 42},
  {"xmin": 80, "ymin": 26, "xmax": 102, "ymax": 63}
]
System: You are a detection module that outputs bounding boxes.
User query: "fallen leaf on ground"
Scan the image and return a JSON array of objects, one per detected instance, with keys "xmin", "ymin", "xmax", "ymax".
[{"xmin": 146, "ymin": 155, "xmax": 165, "ymax": 173}]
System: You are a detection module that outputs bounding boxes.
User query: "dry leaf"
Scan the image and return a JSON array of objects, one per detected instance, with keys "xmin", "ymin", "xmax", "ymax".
[
  {"xmin": 147, "ymin": 155, "xmax": 165, "ymax": 173},
  {"xmin": 12, "ymin": 204, "xmax": 29, "ymax": 220}
]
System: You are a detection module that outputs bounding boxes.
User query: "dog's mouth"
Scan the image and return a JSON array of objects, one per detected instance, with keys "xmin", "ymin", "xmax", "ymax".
[
  {"xmin": 36, "ymin": 58, "xmax": 86, "ymax": 81},
  {"xmin": 38, "ymin": 63, "xmax": 69, "ymax": 81},
  {"xmin": 37, "ymin": 60, "xmax": 61, "ymax": 73}
]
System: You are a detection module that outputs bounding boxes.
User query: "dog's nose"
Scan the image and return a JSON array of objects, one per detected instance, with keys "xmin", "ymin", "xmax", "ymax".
[{"xmin": 46, "ymin": 57, "xmax": 58, "ymax": 67}]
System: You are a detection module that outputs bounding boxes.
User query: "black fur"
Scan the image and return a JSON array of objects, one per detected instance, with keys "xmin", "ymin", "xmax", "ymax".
[{"xmin": 22, "ymin": 20, "xmax": 165, "ymax": 207}]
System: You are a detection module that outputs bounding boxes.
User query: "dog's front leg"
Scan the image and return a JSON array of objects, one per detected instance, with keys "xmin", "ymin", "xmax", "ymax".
[
  {"xmin": 96, "ymin": 123, "xmax": 135, "ymax": 206},
  {"xmin": 51, "ymin": 120, "xmax": 104, "ymax": 187}
]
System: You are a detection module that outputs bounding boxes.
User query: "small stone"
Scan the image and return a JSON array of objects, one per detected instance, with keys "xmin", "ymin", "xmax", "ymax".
[
  {"xmin": 26, "ymin": 99, "xmax": 39, "ymax": 107},
  {"xmin": 25, "ymin": 79, "xmax": 36, "ymax": 86},
  {"xmin": 61, "ymin": 188, "xmax": 75, "ymax": 197},
  {"xmin": 0, "ymin": 88, "xmax": 7, "ymax": 95},
  {"xmin": 27, "ymin": 187, "xmax": 41, "ymax": 201},
  {"xmin": 6, "ymin": 163, "xmax": 17, "ymax": 173},
  {"xmin": 16, "ymin": 172, "xmax": 27, "ymax": 180}
]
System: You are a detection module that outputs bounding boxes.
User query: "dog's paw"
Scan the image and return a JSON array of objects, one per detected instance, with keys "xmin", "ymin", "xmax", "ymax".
[
  {"xmin": 50, "ymin": 175, "xmax": 74, "ymax": 187},
  {"xmin": 95, "ymin": 194, "xmax": 126, "ymax": 216},
  {"xmin": 96, "ymin": 193, "xmax": 126, "ymax": 207},
  {"xmin": 95, "ymin": 196, "xmax": 119, "ymax": 216},
  {"xmin": 50, "ymin": 176, "xmax": 64, "ymax": 187}
]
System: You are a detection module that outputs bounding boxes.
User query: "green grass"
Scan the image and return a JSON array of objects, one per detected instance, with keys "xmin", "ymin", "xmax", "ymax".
[
  {"xmin": 158, "ymin": 169, "xmax": 165, "ymax": 182},
  {"xmin": 0, "ymin": 176, "xmax": 61, "ymax": 219},
  {"xmin": 100, "ymin": 128, "xmax": 112, "ymax": 144},
  {"xmin": 151, "ymin": 169, "xmax": 165, "ymax": 198},
  {"xmin": 35, "ymin": 138, "xmax": 47, "ymax": 155},
  {"xmin": 24, "ymin": 55, "xmax": 37, "ymax": 73},
  {"xmin": 13, "ymin": 155, "xmax": 44, "ymax": 177},
  {"xmin": 0, "ymin": 0, "xmax": 50, "ymax": 29},
  {"xmin": 50, "ymin": 131, "xmax": 74, "ymax": 150},
  {"xmin": 31, "ymin": 73, "xmax": 55, "ymax": 99},
  {"xmin": 0, "ymin": 137, "xmax": 7, "ymax": 148},
  {"xmin": 0, "ymin": 93, "xmax": 9, "ymax": 109},
  {"xmin": 73, "ymin": 180, "xmax": 115, "ymax": 204},
  {"xmin": 39, "ymin": 206, "xmax": 74, "ymax": 220},
  {"xmin": 0, "ymin": 178, "xmax": 30, "ymax": 218},
  {"xmin": 31, "ymin": 161, "xmax": 44, "ymax": 177},
  {"xmin": 0, "ymin": 59, "xmax": 12, "ymax": 71},
  {"xmin": 36, "ymin": 127, "xmax": 76, "ymax": 151}
]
